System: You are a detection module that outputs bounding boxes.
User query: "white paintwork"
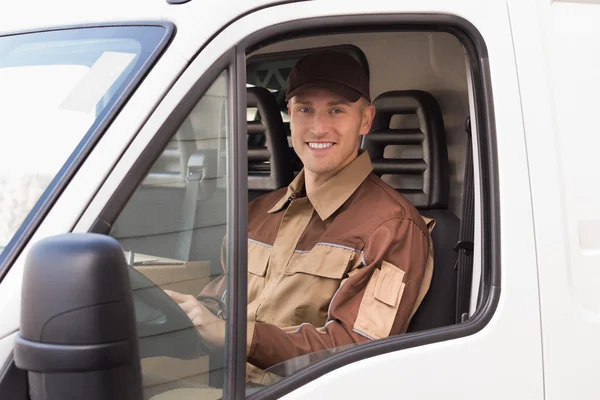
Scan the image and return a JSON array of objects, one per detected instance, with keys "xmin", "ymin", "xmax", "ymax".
[
  {"xmin": 3, "ymin": 0, "xmax": 600, "ymax": 398},
  {"xmin": 0, "ymin": 0, "xmax": 288, "ymax": 63},
  {"xmin": 509, "ymin": 0, "xmax": 600, "ymax": 398}
]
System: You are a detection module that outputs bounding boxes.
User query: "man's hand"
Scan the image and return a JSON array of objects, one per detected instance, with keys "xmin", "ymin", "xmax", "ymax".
[{"xmin": 164, "ymin": 290, "xmax": 226, "ymax": 350}]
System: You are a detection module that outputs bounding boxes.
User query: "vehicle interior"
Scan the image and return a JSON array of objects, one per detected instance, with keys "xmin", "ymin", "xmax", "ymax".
[{"xmin": 109, "ymin": 29, "xmax": 478, "ymax": 398}]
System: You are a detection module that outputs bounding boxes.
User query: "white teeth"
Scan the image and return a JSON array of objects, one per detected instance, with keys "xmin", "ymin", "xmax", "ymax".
[{"xmin": 308, "ymin": 142, "xmax": 333, "ymax": 149}]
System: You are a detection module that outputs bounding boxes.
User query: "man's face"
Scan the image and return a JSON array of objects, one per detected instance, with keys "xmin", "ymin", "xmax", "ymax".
[{"xmin": 287, "ymin": 88, "xmax": 375, "ymax": 179}]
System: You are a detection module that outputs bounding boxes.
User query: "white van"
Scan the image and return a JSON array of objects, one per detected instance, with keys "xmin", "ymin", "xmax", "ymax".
[{"xmin": 0, "ymin": 0, "xmax": 599, "ymax": 399}]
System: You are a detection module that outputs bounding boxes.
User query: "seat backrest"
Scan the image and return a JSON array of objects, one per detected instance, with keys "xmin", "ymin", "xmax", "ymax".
[
  {"xmin": 363, "ymin": 90, "xmax": 450, "ymax": 210},
  {"xmin": 247, "ymin": 86, "xmax": 294, "ymax": 201},
  {"xmin": 362, "ymin": 90, "xmax": 459, "ymax": 332}
]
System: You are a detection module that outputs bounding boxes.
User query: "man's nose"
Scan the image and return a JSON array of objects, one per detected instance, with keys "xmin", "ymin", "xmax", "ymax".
[{"xmin": 311, "ymin": 111, "xmax": 330, "ymax": 136}]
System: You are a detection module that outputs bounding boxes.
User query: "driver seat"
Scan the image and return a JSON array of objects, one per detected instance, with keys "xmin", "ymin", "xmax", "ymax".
[{"xmin": 363, "ymin": 90, "xmax": 460, "ymax": 332}]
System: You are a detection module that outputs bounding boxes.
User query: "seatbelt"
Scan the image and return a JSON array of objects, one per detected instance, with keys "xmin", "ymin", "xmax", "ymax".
[
  {"xmin": 175, "ymin": 155, "xmax": 202, "ymax": 261},
  {"xmin": 175, "ymin": 118, "xmax": 201, "ymax": 262},
  {"xmin": 454, "ymin": 117, "xmax": 475, "ymax": 323}
]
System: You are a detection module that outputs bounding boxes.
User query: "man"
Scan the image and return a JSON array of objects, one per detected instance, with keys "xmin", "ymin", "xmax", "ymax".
[{"xmin": 166, "ymin": 50, "xmax": 434, "ymax": 372}]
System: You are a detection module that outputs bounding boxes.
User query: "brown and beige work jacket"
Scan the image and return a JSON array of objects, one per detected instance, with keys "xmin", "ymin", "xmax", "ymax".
[{"xmin": 228, "ymin": 150, "xmax": 434, "ymax": 371}]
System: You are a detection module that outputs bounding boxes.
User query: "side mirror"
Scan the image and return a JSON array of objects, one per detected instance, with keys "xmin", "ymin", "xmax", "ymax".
[{"xmin": 13, "ymin": 233, "xmax": 142, "ymax": 400}]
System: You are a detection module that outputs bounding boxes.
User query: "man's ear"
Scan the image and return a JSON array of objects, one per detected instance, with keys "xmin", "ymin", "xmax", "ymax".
[{"xmin": 359, "ymin": 103, "xmax": 376, "ymax": 136}]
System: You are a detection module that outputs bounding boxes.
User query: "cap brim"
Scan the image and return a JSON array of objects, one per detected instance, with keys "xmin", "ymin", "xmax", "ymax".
[{"xmin": 285, "ymin": 81, "xmax": 363, "ymax": 103}]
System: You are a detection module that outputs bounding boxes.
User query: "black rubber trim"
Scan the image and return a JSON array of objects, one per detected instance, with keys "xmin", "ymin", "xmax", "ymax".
[
  {"xmin": 0, "ymin": 21, "xmax": 176, "ymax": 283},
  {"xmin": 0, "ymin": 353, "xmax": 27, "ymax": 400},
  {"xmin": 225, "ymin": 46, "xmax": 250, "ymax": 400},
  {"xmin": 13, "ymin": 336, "xmax": 131, "ymax": 372},
  {"xmin": 238, "ymin": 14, "xmax": 500, "ymax": 400},
  {"xmin": 167, "ymin": 0, "xmax": 192, "ymax": 3},
  {"xmin": 0, "ymin": 21, "xmax": 175, "ymax": 38}
]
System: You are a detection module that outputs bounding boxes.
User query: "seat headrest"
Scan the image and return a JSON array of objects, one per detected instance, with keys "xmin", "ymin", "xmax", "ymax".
[
  {"xmin": 247, "ymin": 86, "xmax": 294, "ymax": 192},
  {"xmin": 362, "ymin": 90, "xmax": 450, "ymax": 209}
]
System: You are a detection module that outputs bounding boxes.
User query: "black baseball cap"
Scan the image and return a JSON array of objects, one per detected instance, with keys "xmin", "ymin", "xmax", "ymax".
[{"xmin": 285, "ymin": 50, "xmax": 370, "ymax": 103}]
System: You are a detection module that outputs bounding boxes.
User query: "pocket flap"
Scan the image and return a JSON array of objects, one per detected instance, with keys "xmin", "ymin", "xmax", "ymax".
[
  {"xmin": 354, "ymin": 262, "xmax": 406, "ymax": 340},
  {"xmin": 248, "ymin": 239, "xmax": 271, "ymax": 277},
  {"xmin": 374, "ymin": 261, "xmax": 405, "ymax": 306},
  {"xmin": 285, "ymin": 244, "xmax": 354, "ymax": 279}
]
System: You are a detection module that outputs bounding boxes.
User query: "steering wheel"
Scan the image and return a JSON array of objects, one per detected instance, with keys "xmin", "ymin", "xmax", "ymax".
[{"xmin": 128, "ymin": 266, "xmax": 209, "ymax": 359}]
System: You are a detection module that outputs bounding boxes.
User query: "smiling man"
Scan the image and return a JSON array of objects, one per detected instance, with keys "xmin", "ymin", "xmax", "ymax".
[{"xmin": 167, "ymin": 50, "xmax": 434, "ymax": 373}]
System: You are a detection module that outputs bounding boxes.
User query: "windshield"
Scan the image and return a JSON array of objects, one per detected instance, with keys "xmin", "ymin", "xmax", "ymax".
[{"xmin": 0, "ymin": 26, "xmax": 166, "ymax": 258}]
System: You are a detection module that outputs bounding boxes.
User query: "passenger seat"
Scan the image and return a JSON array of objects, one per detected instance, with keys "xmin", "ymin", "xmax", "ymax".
[
  {"xmin": 247, "ymin": 87, "xmax": 295, "ymax": 201},
  {"xmin": 362, "ymin": 90, "xmax": 460, "ymax": 332}
]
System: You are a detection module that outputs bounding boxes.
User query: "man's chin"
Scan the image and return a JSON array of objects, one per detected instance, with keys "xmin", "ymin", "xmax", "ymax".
[{"xmin": 304, "ymin": 164, "xmax": 337, "ymax": 176}]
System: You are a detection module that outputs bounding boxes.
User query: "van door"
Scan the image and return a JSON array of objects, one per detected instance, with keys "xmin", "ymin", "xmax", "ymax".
[{"xmin": 69, "ymin": 1, "xmax": 543, "ymax": 399}]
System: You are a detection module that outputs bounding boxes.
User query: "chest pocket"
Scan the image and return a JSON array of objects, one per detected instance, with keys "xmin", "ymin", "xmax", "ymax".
[
  {"xmin": 284, "ymin": 244, "xmax": 354, "ymax": 279},
  {"xmin": 266, "ymin": 244, "xmax": 356, "ymax": 327},
  {"xmin": 247, "ymin": 240, "xmax": 271, "ymax": 303}
]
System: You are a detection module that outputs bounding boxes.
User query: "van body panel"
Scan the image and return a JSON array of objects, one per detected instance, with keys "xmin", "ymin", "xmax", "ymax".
[{"xmin": 510, "ymin": 0, "xmax": 600, "ymax": 398}]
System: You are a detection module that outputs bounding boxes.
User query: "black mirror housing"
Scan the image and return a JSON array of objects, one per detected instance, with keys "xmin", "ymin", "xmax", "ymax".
[{"xmin": 13, "ymin": 233, "xmax": 142, "ymax": 400}]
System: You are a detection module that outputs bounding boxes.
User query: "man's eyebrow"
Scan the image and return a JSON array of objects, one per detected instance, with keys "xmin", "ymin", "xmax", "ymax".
[
  {"xmin": 327, "ymin": 100, "xmax": 351, "ymax": 106},
  {"xmin": 292, "ymin": 99, "xmax": 351, "ymax": 106},
  {"xmin": 293, "ymin": 99, "xmax": 312, "ymax": 105}
]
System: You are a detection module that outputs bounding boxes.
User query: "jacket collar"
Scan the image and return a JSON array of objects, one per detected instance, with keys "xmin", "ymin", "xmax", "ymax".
[{"xmin": 267, "ymin": 150, "xmax": 373, "ymax": 220}]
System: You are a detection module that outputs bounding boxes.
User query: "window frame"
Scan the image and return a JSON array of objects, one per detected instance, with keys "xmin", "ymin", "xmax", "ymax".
[
  {"xmin": 242, "ymin": 14, "xmax": 500, "ymax": 399},
  {"xmin": 90, "ymin": 48, "xmax": 249, "ymax": 399},
  {"xmin": 0, "ymin": 21, "xmax": 175, "ymax": 282},
  {"xmin": 89, "ymin": 13, "xmax": 499, "ymax": 400}
]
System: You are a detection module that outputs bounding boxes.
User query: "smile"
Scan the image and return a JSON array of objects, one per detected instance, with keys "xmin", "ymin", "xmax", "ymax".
[{"xmin": 308, "ymin": 142, "xmax": 334, "ymax": 149}]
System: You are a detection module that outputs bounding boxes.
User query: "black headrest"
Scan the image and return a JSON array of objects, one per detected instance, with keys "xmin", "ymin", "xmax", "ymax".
[
  {"xmin": 247, "ymin": 87, "xmax": 294, "ymax": 191},
  {"xmin": 362, "ymin": 90, "xmax": 449, "ymax": 210}
]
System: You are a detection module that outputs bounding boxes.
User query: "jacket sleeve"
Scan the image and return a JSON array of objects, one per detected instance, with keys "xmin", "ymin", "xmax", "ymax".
[
  {"xmin": 200, "ymin": 196, "xmax": 261, "ymax": 314},
  {"xmin": 196, "ymin": 235, "xmax": 227, "ymax": 316},
  {"xmin": 247, "ymin": 217, "xmax": 431, "ymax": 370}
]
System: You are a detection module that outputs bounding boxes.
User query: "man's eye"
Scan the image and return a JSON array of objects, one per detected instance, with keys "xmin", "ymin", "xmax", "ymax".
[
  {"xmin": 299, "ymin": 107, "xmax": 311, "ymax": 113},
  {"xmin": 331, "ymin": 108, "xmax": 344, "ymax": 114}
]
